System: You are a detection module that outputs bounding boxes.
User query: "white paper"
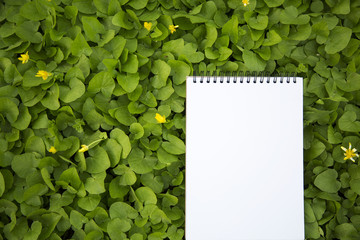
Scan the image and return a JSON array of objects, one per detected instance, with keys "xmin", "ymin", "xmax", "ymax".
[{"xmin": 186, "ymin": 76, "xmax": 304, "ymax": 240}]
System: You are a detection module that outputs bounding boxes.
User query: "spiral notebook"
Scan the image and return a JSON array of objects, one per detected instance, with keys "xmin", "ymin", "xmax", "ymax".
[{"xmin": 186, "ymin": 73, "xmax": 304, "ymax": 240}]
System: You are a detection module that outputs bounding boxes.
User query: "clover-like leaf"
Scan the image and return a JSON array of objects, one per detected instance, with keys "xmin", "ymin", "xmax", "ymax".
[{"xmin": 314, "ymin": 169, "xmax": 341, "ymax": 193}]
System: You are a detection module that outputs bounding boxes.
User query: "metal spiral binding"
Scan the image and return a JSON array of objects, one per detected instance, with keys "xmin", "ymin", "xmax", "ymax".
[{"xmin": 192, "ymin": 71, "xmax": 297, "ymax": 83}]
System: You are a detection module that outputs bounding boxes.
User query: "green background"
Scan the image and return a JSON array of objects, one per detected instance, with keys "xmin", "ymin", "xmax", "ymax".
[{"xmin": 1, "ymin": 0, "xmax": 360, "ymax": 239}]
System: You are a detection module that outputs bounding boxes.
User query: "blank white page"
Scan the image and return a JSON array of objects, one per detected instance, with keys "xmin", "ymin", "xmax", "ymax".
[{"xmin": 186, "ymin": 76, "xmax": 304, "ymax": 240}]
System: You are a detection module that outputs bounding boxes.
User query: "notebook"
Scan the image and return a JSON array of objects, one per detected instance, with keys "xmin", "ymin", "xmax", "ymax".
[{"xmin": 186, "ymin": 73, "xmax": 304, "ymax": 240}]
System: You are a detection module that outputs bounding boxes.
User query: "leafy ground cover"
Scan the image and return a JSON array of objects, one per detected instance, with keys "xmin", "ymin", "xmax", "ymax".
[{"xmin": 0, "ymin": 0, "xmax": 360, "ymax": 239}]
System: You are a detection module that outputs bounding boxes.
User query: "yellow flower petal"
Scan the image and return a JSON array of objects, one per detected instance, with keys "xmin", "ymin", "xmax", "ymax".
[
  {"xmin": 35, "ymin": 70, "xmax": 52, "ymax": 80},
  {"xmin": 18, "ymin": 51, "xmax": 29, "ymax": 64},
  {"xmin": 155, "ymin": 113, "xmax": 166, "ymax": 123},
  {"xmin": 242, "ymin": 0, "xmax": 249, "ymax": 6},
  {"xmin": 341, "ymin": 142, "xmax": 359, "ymax": 162},
  {"xmin": 49, "ymin": 146, "xmax": 57, "ymax": 154},
  {"xmin": 144, "ymin": 22, "xmax": 152, "ymax": 31},
  {"xmin": 169, "ymin": 25, "xmax": 179, "ymax": 34},
  {"xmin": 79, "ymin": 144, "xmax": 89, "ymax": 153}
]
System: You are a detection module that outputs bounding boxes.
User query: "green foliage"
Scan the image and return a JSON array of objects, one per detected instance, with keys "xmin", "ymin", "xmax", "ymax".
[{"xmin": 0, "ymin": 0, "xmax": 359, "ymax": 239}]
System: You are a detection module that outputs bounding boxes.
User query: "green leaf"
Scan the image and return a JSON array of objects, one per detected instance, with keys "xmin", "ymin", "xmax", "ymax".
[
  {"xmin": 41, "ymin": 83, "xmax": 60, "ymax": 110},
  {"xmin": 59, "ymin": 167, "xmax": 82, "ymax": 189},
  {"xmin": 314, "ymin": 169, "xmax": 341, "ymax": 193},
  {"xmin": 327, "ymin": 125, "xmax": 342, "ymax": 144},
  {"xmin": 218, "ymin": 47, "xmax": 233, "ymax": 61},
  {"xmin": 332, "ymin": 0, "xmax": 350, "ymax": 15},
  {"xmin": 140, "ymin": 91, "xmax": 157, "ymax": 107},
  {"xmin": 20, "ymin": 2, "xmax": 47, "ymax": 21},
  {"xmin": 141, "ymin": 173, "xmax": 164, "ymax": 193},
  {"xmin": 168, "ymin": 60, "xmax": 190, "ymax": 85},
  {"xmin": 203, "ymin": 22, "xmax": 218, "ymax": 48},
  {"xmin": 109, "ymin": 202, "xmax": 138, "ymax": 219},
  {"xmin": 263, "ymin": 0, "xmax": 284, "ymax": 7},
  {"xmin": 135, "ymin": 187, "xmax": 157, "ymax": 205},
  {"xmin": 86, "ymin": 146, "xmax": 111, "ymax": 173},
  {"xmin": 23, "ymin": 183, "xmax": 48, "ymax": 201},
  {"xmin": 103, "ymin": 139, "xmax": 122, "ymax": 167},
  {"xmin": 153, "ymin": 82, "xmax": 174, "ymax": 101},
  {"xmin": 59, "ymin": 78, "xmax": 86, "ymax": 103},
  {"xmin": 312, "ymin": 21, "xmax": 329, "ymax": 44},
  {"xmin": 117, "ymin": 73, "xmax": 139, "ymax": 93},
  {"xmin": 334, "ymin": 72, "xmax": 360, "ymax": 92},
  {"xmin": 105, "ymin": 36, "xmax": 126, "ymax": 59},
  {"xmin": 15, "ymin": 21, "xmax": 42, "ymax": 43},
  {"xmin": 279, "ymin": 6, "xmax": 310, "ymax": 25},
  {"xmin": 112, "ymin": 10, "xmax": 133, "ymax": 30},
  {"xmin": 113, "ymin": 165, "xmax": 137, "ymax": 186},
  {"xmin": 11, "ymin": 153, "xmax": 38, "ymax": 178},
  {"xmin": 262, "ymin": 30, "xmax": 282, "ymax": 46},
  {"xmin": 12, "ymin": 104, "xmax": 31, "ymax": 130},
  {"xmin": 157, "ymin": 147, "xmax": 178, "ymax": 164},
  {"xmin": 70, "ymin": 210, "xmax": 88, "ymax": 229},
  {"xmin": 242, "ymin": 49, "xmax": 266, "ymax": 72},
  {"xmin": 78, "ymin": 195, "xmax": 101, "ymax": 211},
  {"xmin": 248, "ymin": 15, "xmax": 268, "ymax": 30},
  {"xmin": 221, "ymin": 15, "xmax": 238, "ymax": 44},
  {"xmin": 151, "ymin": 60, "xmax": 171, "ymax": 89},
  {"xmin": 81, "ymin": 16, "xmax": 105, "ymax": 42},
  {"xmin": 0, "ymin": 97, "xmax": 19, "ymax": 123},
  {"xmin": 40, "ymin": 168, "xmax": 55, "ymax": 191},
  {"xmin": 338, "ymin": 112, "xmax": 360, "ymax": 132},
  {"xmin": 110, "ymin": 128, "xmax": 131, "ymax": 159},
  {"xmin": 334, "ymin": 223, "xmax": 359, "ymax": 240},
  {"xmin": 85, "ymin": 172, "xmax": 106, "ymax": 194},
  {"xmin": 25, "ymin": 136, "xmax": 45, "ymax": 157},
  {"xmin": 162, "ymin": 135, "xmax": 185, "ymax": 155},
  {"xmin": 88, "ymin": 72, "xmax": 115, "ymax": 98},
  {"xmin": 114, "ymin": 106, "xmax": 137, "ymax": 126},
  {"xmin": 305, "ymin": 139, "xmax": 326, "ymax": 161},
  {"xmin": 0, "ymin": 171, "xmax": 5, "ymax": 197},
  {"xmin": 122, "ymin": 54, "xmax": 139, "ymax": 74},
  {"xmin": 107, "ymin": 218, "xmax": 131, "ymax": 238},
  {"xmin": 23, "ymin": 221, "xmax": 42, "ymax": 240},
  {"xmin": 130, "ymin": 122, "xmax": 144, "ymax": 139},
  {"xmin": 73, "ymin": 0, "xmax": 97, "ymax": 14},
  {"xmin": 325, "ymin": 27, "xmax": 352, "ymax": 54},
  {"xmin": 128, "ymin": 0, "xmax": 149, "ymax": 10},
  {"xmin": 71, "ymin": 33, "xmax": 93, "ymax": 57},
  {"xmin": 304, "ymin": 201, "xmax": 316, "ymax": 223},
  {"xmin": 128, "ymin": 147, "xmax": 157, "ymax": 174},
  {"xmin": 4, "ymin": 64, "xmax": 22, "ymax": 85}
]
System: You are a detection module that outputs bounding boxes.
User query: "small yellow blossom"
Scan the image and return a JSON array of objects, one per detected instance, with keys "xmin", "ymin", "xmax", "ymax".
[
  {"xmin": 49, "ymin": 146, "xmax": 57, "ymax": 154},
  {"xmin": 341, "ymin": 143, "xmax": 359, "ymax": 162},
  {"xmin": 155, "ymin": 113, "xmax": 166, "ymax": 123},
  {"xmin": 242, "ymin": 0, "xmax": 249, "ymax": 6},
  {"xmin": 144, "ymin": 22, "xmax": 152, "ymax": 31},
  {"xmin": 79, "ymin": 144, "xmax": 89, "ymax": 153},
  {"xmin": 18, "ymin": 51, "xmax": 30, "ymax": 64},
  {"xmin": 169, "ymin": 25, "xmax": 179, "ymax": 34},
  {"xmin": 35, "ymin": 70, "xmax": 52, "ymax": 80}
]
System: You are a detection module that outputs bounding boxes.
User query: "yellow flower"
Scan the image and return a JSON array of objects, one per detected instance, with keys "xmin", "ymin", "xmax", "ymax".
[
  {"xmin": 49, "ymin": 146, "xmax": 57, "ymax": 154},
  {"xmin": 169, "ymin": 25, "xmax": 179, "ymax": 34},
  {"xmin": 155, "ymin": 113, "xmax": 166, "ymax": 123},
  {"xmin": 18, "ymin": 51, "xmax": 29, "ymax": 64},
  {"xmin": 341, "ymin": 143, "xmax": 359, "ymax": 162},
  {"xmin": 79, "ymin": 144, "xmax": 89, "ymax": 153},
  {"xmin": 144, "ymin": 22, "xmax": 152, "ymax": 31},
  {"xmin": 35, "ymin": 70, "xmax": 52, "ymax": 80},
  {"xmin": 242, "ymin": 0, "xmax": 249, "ymax": 6}
]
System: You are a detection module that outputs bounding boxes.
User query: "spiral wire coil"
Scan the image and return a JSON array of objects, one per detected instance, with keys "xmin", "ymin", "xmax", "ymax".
[{"xmin": 192, "ymin": 71, "xmax": 297, "ymax": 84}]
